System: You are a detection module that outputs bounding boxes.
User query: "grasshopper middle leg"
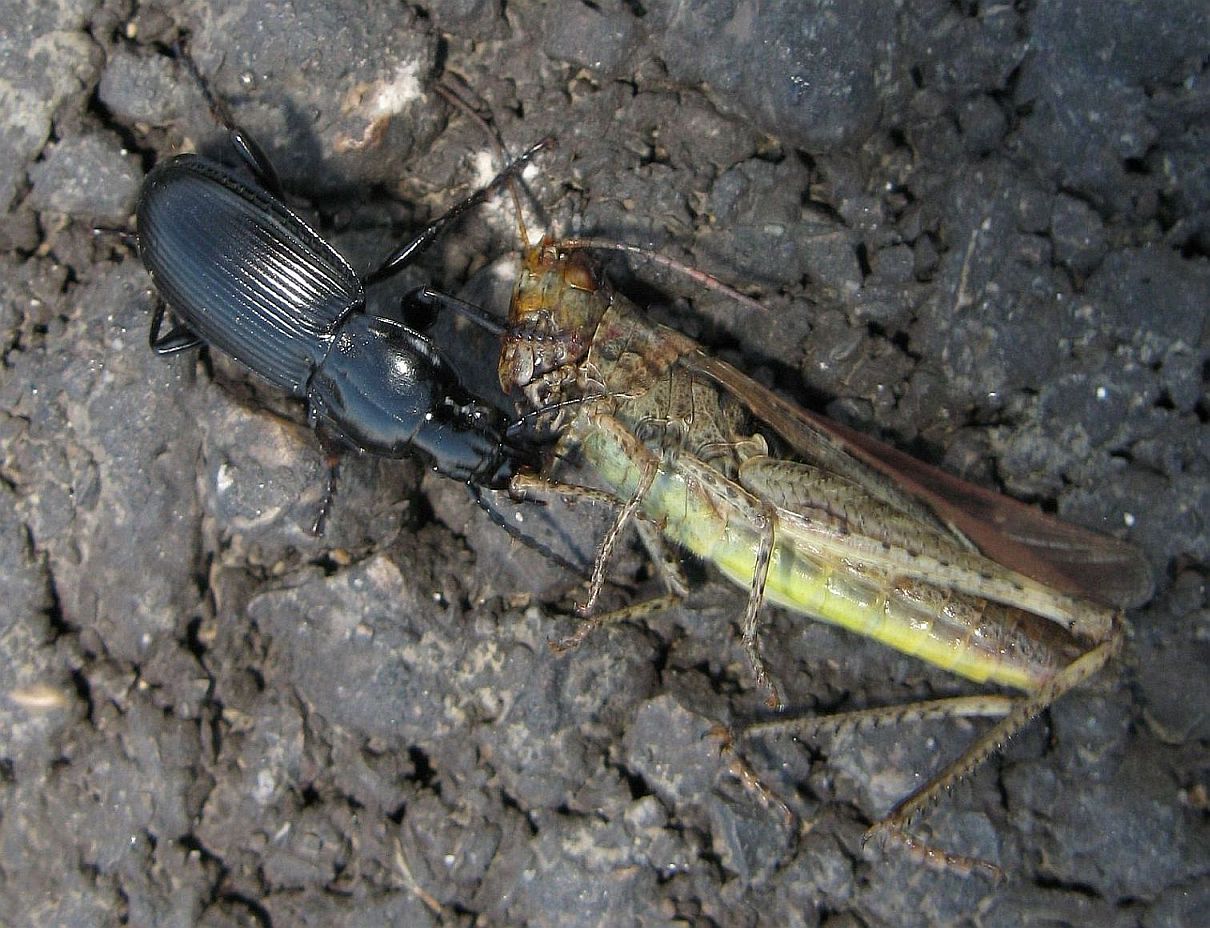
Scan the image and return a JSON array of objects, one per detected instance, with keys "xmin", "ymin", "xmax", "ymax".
[{"xmin": 509, "ymin": 470, "xmax": 685, "ymax": 651}]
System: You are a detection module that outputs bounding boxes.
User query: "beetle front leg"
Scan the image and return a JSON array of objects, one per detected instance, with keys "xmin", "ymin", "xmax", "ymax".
[{"xmin": 363, "ymin": 136, "xmax": 552, "ymax": 286}]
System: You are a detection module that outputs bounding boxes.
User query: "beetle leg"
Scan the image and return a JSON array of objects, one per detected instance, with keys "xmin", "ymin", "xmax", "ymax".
[
  {"xmin": 91, "ymin": 225, "xmax": 138, "ymax": 248},
  {"xmin": 174, "ymin": 41, "xmax": 286, "ymax": 199},
  {"xmin": 310, "ymin": 430, "xmax": 344, "ymax": 537},
  {"xmin": 364, "ymin": 137, "xmax": 552, "ymax": 286},
  {"xmin": 398, "ymin": 286, "xmax": 506, "ymax": 337},
  {"xmin": 148, "ymin": 301, "xmax": 203, "ymax": 354}
]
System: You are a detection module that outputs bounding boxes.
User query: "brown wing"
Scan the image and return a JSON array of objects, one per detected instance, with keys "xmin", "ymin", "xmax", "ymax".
[{"xmin": 688, "ymin": 348, "xmax": 1153, "ymax": 611}]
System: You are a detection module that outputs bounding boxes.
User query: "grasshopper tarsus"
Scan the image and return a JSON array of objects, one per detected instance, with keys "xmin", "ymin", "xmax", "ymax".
[
  {"xmin": 709, "ymin": 723, "xmax": 798, "ymax": 828},
  {"xmin": 551, "ymin": 618, "xmax": 596, "ymax": 653},
  {"xmin": 554, "ymin": 593, "xmax": 684, "ymax": 655},
  {"xmin": 864, "ymin": 824, "xmax": 1005, "ymax": 883},
  {"xmin": 741, "ymin": 631, "xmax": 782, "ymax": 709},
  {"xmin": 548, "ymin": 636, "xmax": 576, "ymax": 655}
]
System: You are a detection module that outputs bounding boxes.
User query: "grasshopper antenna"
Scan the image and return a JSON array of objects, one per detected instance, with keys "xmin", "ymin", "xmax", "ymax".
[
  {"xmin": 435, "ymin": 79, "xmax": 764, "ymax": 314},
  {"xmin": 433, "ymin": 79, "xmax": 541, "ymax": 249},
  {"xmin": 556, "ymin": 237, "xmax": 768, "ymax": 315}
]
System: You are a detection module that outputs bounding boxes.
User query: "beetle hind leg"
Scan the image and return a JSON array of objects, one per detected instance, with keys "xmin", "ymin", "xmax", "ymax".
[
  {"xmin": 172, "ymin": 40, "xmax": 286, "ymax": 198},
  {"xmin": 149, "ymin": 301, "xmax": 203, "ymax": 354}
]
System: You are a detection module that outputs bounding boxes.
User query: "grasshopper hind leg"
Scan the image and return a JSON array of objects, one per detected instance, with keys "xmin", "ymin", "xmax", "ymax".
[
  {"xmin": 739, "ymin": 620, "xmax": 1123, "ymax": 879},
  {"xmin": 741, "ymin": 504, "xmax": 782, "ymax": 709},
  {"xmin": 865, "ymin": 623, "xmax": 1123, "ymax": 878}
]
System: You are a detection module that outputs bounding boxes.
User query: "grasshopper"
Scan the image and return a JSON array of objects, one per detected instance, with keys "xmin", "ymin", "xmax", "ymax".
[
  {"xmin": 431, "ymin": 81, "xmax": 1153, "ymax": 875},
  {"xmin": 490, "ymin": 222, "xmax": 1153, "ymax": 875}
]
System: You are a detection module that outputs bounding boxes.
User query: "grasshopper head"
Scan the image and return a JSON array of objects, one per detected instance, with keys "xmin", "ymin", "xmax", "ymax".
[{"xmin": 498, "ymin": 239, "xmax": 604, "ymax": 400}]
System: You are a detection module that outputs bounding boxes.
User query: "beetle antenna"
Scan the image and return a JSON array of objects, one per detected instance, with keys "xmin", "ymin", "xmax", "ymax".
[
  {"xmin": 172, "ymin": 38, "xmax": 286, "ymax": 198},
  {"xmin": 173, "ymin": 38, "xmax": 233, "ymax": 130},
  {"xmin": 363, "ymin": 134, "xmax": 551, "ymax": 287}
]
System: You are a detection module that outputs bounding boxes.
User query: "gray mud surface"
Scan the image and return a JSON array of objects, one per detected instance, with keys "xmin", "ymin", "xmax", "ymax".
[{"xmin": 2, "ymin": 1, "xmax": 1208, "ymax": 925}]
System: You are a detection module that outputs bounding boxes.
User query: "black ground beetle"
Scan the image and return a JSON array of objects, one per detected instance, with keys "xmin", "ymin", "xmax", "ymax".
[{"xmin": 136, "ymin": 52, "xmax": 546, "ymax": 531}]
